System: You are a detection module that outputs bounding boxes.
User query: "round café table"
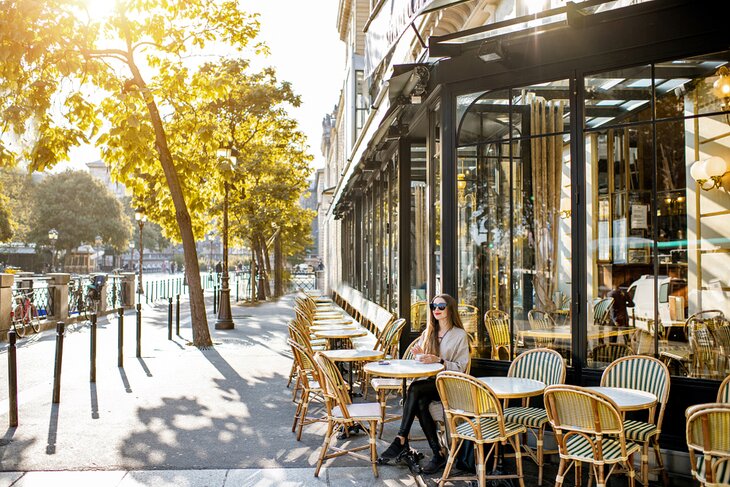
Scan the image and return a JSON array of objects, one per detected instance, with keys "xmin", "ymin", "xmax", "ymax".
[
  {"xmin": 322, "ymin": 349, "xmax": 385, "ymax": 396},
  {"xmin": 363, "ymin": 359, "xmax": 444, "ymax": 403},
  {"xmin": 312, "ymin": 318, "xmax": 354, "ymax": 325},
  {"xmin": 585, "ymin": 386, "xmax": 657, "ymax": 412},
  {"xmin": 477, "ymin": 377, "xmax": 546, "ymax": 400},
  {"xmin": 313, "ymin": 328, "xmax": 368, "ymax": 350},
  {"xmin": 310, "ymin": 323, "xmax": 358, "ymax": 332}
]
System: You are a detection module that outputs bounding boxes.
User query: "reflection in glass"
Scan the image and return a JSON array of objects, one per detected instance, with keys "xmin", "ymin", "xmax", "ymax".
[{"xmin": 411, "ymin": 143, "xmax": 428, "ymax": 332}]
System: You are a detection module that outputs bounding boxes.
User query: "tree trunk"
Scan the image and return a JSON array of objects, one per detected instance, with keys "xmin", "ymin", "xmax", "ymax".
[
  {"xmin": 249, "ymin": 240, "xmax": 257, "ymax": 302},
  {"xmin": 129, "ymin": 61, "xmax": 212, "ymax": 347},
  {"xmin": 274, "ymin": 232, "xmax": 282, "ymax": 297},
  {"xmin": 255, "ymin": 235, "xmax": 267, "ymax": 300},
  {"xmin": 262, "ymin": 235, "xmax": 272, "ymax": 298}
]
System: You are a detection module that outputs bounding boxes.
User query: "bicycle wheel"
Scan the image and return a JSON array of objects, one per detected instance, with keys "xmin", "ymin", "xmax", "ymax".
[
  {"xmin": 12, "ymin": 306, "xmax": 26, "ymax": 337},
  {"xmin": 29, "ymin": 305, "xmax": 41, "ymax": 333}
]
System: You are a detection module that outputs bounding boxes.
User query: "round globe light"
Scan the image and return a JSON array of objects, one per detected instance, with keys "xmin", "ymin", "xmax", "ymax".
[
  {"xmin": 704, "ymin": 156, "xmax": 728, "ymax": 178},
  {"xmin": 690, "ymin": 159, "xmax": 708, "ymax": 182}
]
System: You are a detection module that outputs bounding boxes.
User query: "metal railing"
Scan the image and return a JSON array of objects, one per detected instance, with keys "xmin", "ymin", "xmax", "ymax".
[
  {"xmin": 106, "ymin": 275, "xmax": 124, "ymax": 309},
  {"xmin": 67, "ymin": 276, "xmax": 92, "ymax": 316},
  {"xmin": 11, "ymin": 279, "xmax": 53, "ymax": 319},
  {"xmin": 289, "ymin": 272, "xmax": 318, "ymax": 292}
]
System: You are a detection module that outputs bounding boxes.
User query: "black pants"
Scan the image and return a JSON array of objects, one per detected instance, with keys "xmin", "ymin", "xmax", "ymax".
[{"xmin": 398, "ymin": 378, "xmax": 442, "ymax": 455}]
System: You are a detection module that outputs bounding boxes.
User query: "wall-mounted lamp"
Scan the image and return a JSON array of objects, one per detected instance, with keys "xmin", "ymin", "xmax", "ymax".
[
  {"xmin": 690, "ymin": 156, "xmax": 729, "ymax": 191},
  {"xmin": 713, "ymin": 66, "xmax": 730, "ymax": 104}
]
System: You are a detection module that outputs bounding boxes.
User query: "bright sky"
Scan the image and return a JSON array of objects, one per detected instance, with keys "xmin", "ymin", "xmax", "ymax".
[{"xmin": 66, "ymin": 0, "xmax": 344, "ymax": 172}]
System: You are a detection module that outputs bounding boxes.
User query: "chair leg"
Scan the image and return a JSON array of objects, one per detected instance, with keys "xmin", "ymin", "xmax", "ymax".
[
  {"xmin": 555, "ymin": 458, "xmax": 567, "ymax": 487},
  {"xmin": 597, "ymin": 463, "xmax": 605, "ymax": 487},
  {"xmin": 296, "ymin": 391, "xmax": 311, "ymax": 441},
  {"xmin": 653, "ymin": 438, "xmax": 670, "ymax": 487},
  {"xmin": 641, "ymin": 444, "xmax": 649, "ymax": 487},
  {"xmin": 314, "ymin": 420, "xmax": 334, "ymax": 477},
  {"xmin": 440, "ymin": 437, "xmax": 459, "ymax": 486},
  {"xmin": 292, "ymin": 391, "xmax": 305, "ymax": 433},
  {"xmin": 537, "ymin": 427, "xmax": 545, "ymax": 486},
  {"xmin": 576, "ymin": 461, "xmax": 583, "ymax": 487},
  {"xmin": 377, "ymin": 389, "xmax": 386, "ymax": 439},
  {"xmin": 626, "ymin": 454, "xmax": 637, "ymax": 487},
  {"xmin": 477, "ymin": 443, "xmax": 486, "ymax": 487},
  {"xmin": 511, "ymin": 436, "xmax": 525, "ymax": 487},
  {"xmin": 369, "ymin": 420, "xmax": 379, "ymax": 478}
]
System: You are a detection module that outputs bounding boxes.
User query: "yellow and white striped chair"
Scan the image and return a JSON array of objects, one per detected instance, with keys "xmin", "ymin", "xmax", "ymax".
[
  {"xmin": 601, "ymin": 355, "xmax": 670, "ymax": 486},
  {"xmin": 544, "ymin": 384, "xmax": 640, "ymax": 487},
  {"xmin": 503, "ymin": 348, "xmax": 566, "ymax": 486},
  {"xmin": 312, "ymin": 352, "xmax": 382, "ymax": 478},
  {"xmin": 436, "ymin": 371, "xmax": 526, "ymax": 487},
  {"xmin": 686, "ymin": 402, "xmax": 730, "ymax": 486},
  {"xmin": 484, "ymin": 309, "xmax": 511, "ymax": 361},
  {"xmin": 288, "ymin": 338, "xmax": 325, "ymax": 441},
  {"xmin": 719, "ymin": 375, "xmax": 730, "ymax": 403}
]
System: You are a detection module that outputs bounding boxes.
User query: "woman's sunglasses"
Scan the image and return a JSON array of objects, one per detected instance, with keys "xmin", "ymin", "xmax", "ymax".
[{"xmin": 430, "ymin": 303, "xmax": 447, "ymax": 311}]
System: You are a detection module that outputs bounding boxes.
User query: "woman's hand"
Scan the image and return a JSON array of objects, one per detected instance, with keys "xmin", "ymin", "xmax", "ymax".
[
  {"xmin": 417, "ymin": 353, "xmax": 440, "ymax": 364},
  {"xmin": 412, "ymin": 344, "xmax": 424, "ymax": 356}
]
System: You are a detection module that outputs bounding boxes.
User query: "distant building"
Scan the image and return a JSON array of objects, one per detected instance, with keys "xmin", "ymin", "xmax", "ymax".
[{"xmin": 86, "ymin": 160, "xmax": 128, "ymax": 199}]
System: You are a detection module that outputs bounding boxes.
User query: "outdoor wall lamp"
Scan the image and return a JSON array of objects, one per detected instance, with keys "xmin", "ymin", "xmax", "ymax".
[
  {"xmin": 690, "ymin": 156, "xmax": 729, "ymax": 191},
  {"xmin": 713, "ymin": 66, "xmax": 730, "ymax": 103}
]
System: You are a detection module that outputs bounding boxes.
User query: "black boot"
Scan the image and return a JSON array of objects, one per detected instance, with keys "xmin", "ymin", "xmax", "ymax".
[
  {"xmin": 378, "ymin": 436, "xmax": 408, "ymax": 463},
  {"xmin": 421, "ymin": 450, "xmax": 447, "ymax": 474}
]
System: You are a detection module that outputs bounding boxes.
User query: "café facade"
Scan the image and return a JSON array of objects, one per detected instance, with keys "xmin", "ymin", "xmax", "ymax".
[{"xmin": 321, "ymin": 0, "xmax": 730, "ymax": 464}]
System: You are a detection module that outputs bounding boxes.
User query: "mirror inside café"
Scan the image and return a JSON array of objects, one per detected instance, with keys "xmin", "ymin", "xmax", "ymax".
[
  {"xmin": 456, "ymin": 83, "xmax": 574, "ymax": 365},
  {"xmin": 584, "ymin": 52, "xmax": 730, "ymax": 377}
]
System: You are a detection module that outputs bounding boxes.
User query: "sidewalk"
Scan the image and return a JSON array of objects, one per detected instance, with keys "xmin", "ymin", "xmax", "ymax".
[{"xmin": 0, "ymin": 293, "xmax": 422, "ymax": 486}]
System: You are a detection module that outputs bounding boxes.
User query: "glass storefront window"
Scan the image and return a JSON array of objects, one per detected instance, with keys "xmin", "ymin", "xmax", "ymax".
[
  {"xmin": 456, "ymin": 83, "xmax": 573, "ymax": 363},
  {"xmin": 411, "ymin": 142, "xmax": 428, "ymax": 332},
  {"xmin": 584, "ymin": 51, "xmax": 730, "ymax": 377}
]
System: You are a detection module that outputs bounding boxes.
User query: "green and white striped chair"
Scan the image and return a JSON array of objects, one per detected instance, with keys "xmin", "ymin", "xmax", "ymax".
[
  {"xmin": 503, "ymin": 348, "xmax": 566, "ymax": 486},
  {"xmin": 545, "ymin": 384, "xmax": 640, "ymax": 487},
  {"xmin": 686, "ymin": 402, "xmax": 730, "ymax": 486},
  {"xmin": 601, "ymin": 355, "xmax": 670, "ymax": 487},
  {"xmin": 593, "ymin": 297, "xmax": 615, "ymax": 326},
  {"xmin": 719, "ymin": 375, "xmax": 730, "ymax": 403}
]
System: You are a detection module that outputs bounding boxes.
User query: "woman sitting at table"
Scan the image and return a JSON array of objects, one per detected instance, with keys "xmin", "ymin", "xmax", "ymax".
[{"xmin": 379, "ymin": 293, "xmax": 470, "ymax": 474}]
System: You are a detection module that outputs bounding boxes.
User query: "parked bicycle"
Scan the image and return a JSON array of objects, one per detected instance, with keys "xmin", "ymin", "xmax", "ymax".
[
  {"xmin": 10, "ymin": 290, "xmax": 41, "ymax": 337},
  {"xmin": 69, "ymin": 275, "xmax": 104, "ymax": 320}
]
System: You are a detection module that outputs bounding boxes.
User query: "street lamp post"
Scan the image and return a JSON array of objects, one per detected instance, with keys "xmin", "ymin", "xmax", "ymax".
[
  {"xmin": 134, "ymin": 207, "xmax": 146, "ymax": 358},
  {"xmin": 214, "ymin": 146, "xmax": 238, "ymax": 330},
  {"xmin": 128, "ymin": 242, "xmax": 134, "ymax": 270},
  {"xmin": 48, "ymin": 228, "xmax": 58, "ymax": 272},
  {"xmin": 95, "ymin": 235, "xmax": 103, "ymax": 271}
]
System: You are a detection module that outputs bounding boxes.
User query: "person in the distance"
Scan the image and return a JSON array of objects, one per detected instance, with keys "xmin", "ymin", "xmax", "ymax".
[{"xmin": 378, "ymin": 293, "xmax": 470, "ymax": 474}]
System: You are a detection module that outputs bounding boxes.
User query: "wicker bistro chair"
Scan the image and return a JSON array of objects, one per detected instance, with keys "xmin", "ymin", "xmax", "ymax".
[
  {"xmin": 435, "ymin": 371, "xmax": 526, "ymax": 487},
  {"xmin": 593, "ymin": 297, "xmax": 615, "ymax": 326},
  {"xmin": 527, "ymin": 309, "xmax": 557, "ymax": 350},
  {"xmin": 312, "ymin": 352, "xmax": 382, "ymax": 478},
  {"xmin": 288, "ymin": 339, "xmax": 325, "ymax": 441},
  {"xmin": 718, "ymin": 375, "xmax": 730, "ymax": 403},
  {"xmin": 544, "ymin": 385, "xmax": 641, "ymax": 487},
  {"xmin": 687, "ymin": 311, "xmax": 727, "ymax": 379},
  {"xmin": 685, "ymin": 403, "xmax": 730, "ymax": 486},
  {"xmin": 601, "ymin": 355, "xmax": 671, "ymax": 487},
  {"xmin": 503, "ymin": 348, "xmax": 567, "ymax": 486},
  {"xmin": 484, "ymin": 309, "xmax": 511, "ymax": 360}
]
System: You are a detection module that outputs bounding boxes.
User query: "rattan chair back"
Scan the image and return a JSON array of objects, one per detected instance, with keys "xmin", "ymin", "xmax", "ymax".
[
  {"xmin": 508, "ymin": 347, "xmax": 566, "ymax": 386},
  {"xmin": 314, "ymin": 352, "xmax": 352, "ymax": 417},
  {"xmin": 601, "ymin": 355, "xmax": 670, "ymax": 429},
  {"xmin": 593, "ymin": 297, "xmax": 615, "ymax": 326},
  {"xmin": 484, "ymin": 309, "xmax": 511, "ymax": 360},
  {"xmin": 718, "ymin": 375, "xmax": 730, "ymax": 404},
  {"xmin": 545, "ymin": 384, "xmax": 624, "ymax": 436},
  {"xmin": 527, "ymin": 309, "xmax": 557, "ymax": 349},
  {"xmin": 685, "ymin": 402, "xmax": 730, "ymax": 485},
  {"xmin": 591, "ymin": 343, "xmax": 633, "ymax": 364}
]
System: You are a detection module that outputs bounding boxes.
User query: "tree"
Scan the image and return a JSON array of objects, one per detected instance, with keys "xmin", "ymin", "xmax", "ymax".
[
  {"xmin": 0, "ymin": 167, "xmax": 36, "ymax": 242},
  {"xmin": 28, "ymin": 170, "xmax": 132, "ymax": 254},
  {"xmin": 0, "ymin": 0, "xmax": 263, "ymax": 346},
  {"xmin": 183, "ymin": 60, "xmax": 314, "ymax": 300}
]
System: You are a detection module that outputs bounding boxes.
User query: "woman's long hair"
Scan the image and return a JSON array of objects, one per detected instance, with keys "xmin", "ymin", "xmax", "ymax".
[{"xmin": 422, "ymin": 293, "xmax": 464, "ymax": 356}]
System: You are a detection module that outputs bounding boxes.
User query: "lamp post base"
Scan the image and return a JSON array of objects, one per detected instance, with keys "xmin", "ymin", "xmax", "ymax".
[{"xmin": 215, "ymin": 273, "xmax": 234, "ymax": 330}]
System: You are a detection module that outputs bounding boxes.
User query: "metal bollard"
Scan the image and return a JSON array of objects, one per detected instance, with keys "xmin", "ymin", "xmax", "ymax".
[
  {"xmin": 90, "ymin": 313, "xmax": 97, "ymax": 382},
  {"xmin": 118, "ymin": 307, "xmax": 124, "ymax": 367},
  {"xmin": 145, "ymin": 281, "xmax": 149, "ymax": 304},
  {"xmin": 8, "ymin": 330, "xmax": 18, "ymax": 427},
  {"xmin": 176, "ymin": 294, "xmax": 180, "ymax": 335},
  {"xmin": 52, "ymin": 322, "xmax": 65, "ymax": 404},
  {"xmin": 213, "ymin": 285, "xmax": 218, "ymax": 314},
  {"xmin": 136, "ymin": 303, "xmax": 142, "ymax": 358},
  {"xmin": 167, "ymin": 297, "xmax": 173, "ymax": 340}
]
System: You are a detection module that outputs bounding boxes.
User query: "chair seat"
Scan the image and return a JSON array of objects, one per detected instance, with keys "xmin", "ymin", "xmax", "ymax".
[
  {"xmin": 504, "ymin": 406, "xmax": 549, "ymax": 429},
  {"xmin": 371, "ymin": 377, "xmax": 402, "ymax": 391},
  {"xmin": 332, "ymin": 402, "xmax": 382, "ymax": 421},
  {"xmin": 564, "ymin": 435, "xmax": 640, "ymax": 463},
  {"xmin": 623, "ymin": 419, "xmax": 658, "ymax": 442},
  {"xmin": 453, "ymin": 417, "xmax": 526, "ymax": 442},
  {"xmin": 696, "ymin": 454, "xmax": 730, "ymax": 485}
]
